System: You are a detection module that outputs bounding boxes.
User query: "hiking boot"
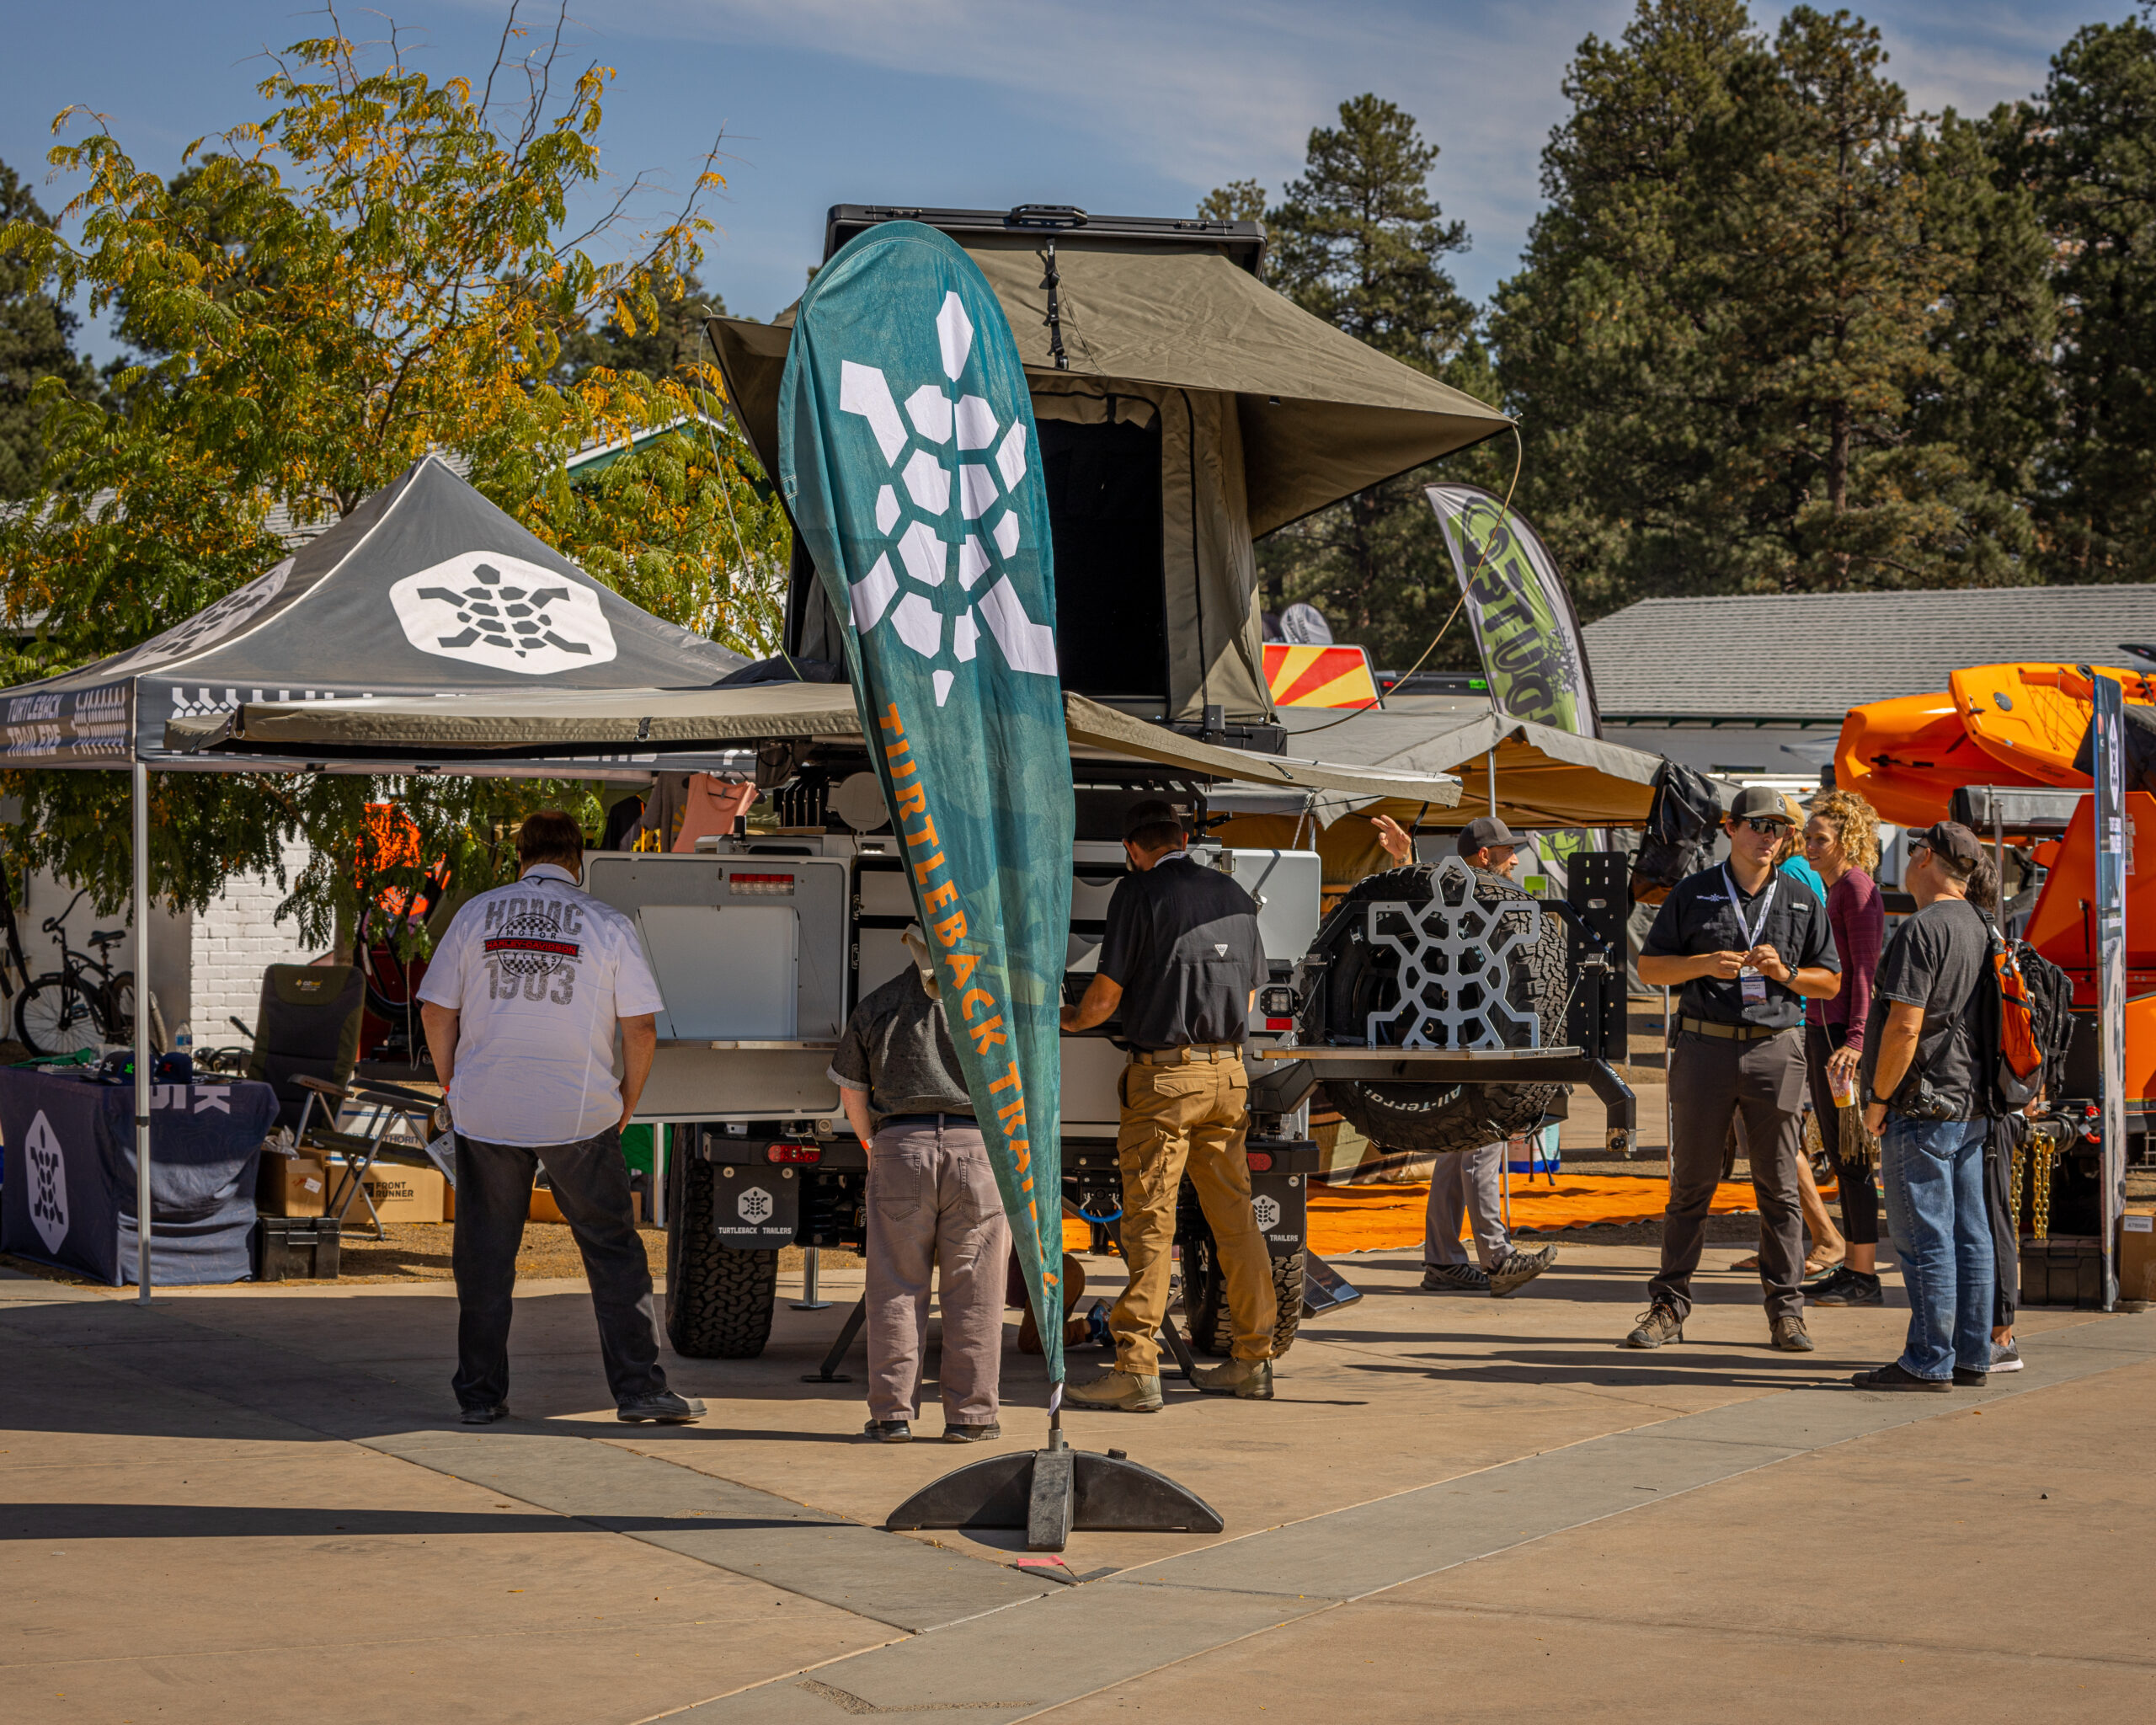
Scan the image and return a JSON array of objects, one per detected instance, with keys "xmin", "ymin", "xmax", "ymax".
[
  {"xmin": 1620, "ymin": 1303, "xmax": 1684, "ymax": 1348},
  {"xmin": 1769, "ymin": 1316, "xmax": 1815, "ymax": 1353},
  {"xmin": 1191, "ymin": 1357, "xmax": 1274, "ymax": 1400},
  {"xmin": 1064, "ymin": 1370, "xmax": 1165, "ymax": 1413},
  {"xmin": 941, "ymin": 1423, "xmax": 1001, "ymax": 1443},
  {"xmin": 862, "ymin": 1419, "xmax": 913, "ymax": 1443},
  {"xmin": 1851, "ymin": 1362, "xmax": 1951, "ymax": 1392},
  {"xmin": 459, "ymin": 1402, "xmax": 509, "ymax": 1425},
  {"xmin": 1952, "ymin": 1367, "xmax": 1989, "ymax": 1388},
  {"xmin": 616, "ymin": 1391, "xmax": 705, "ymax": 1424},
  {"xmin": 1991, "ymin": 1338, "xmax": 2024, "ymax": 1373},
  {"xmin": 1489, "ymin": 1245, "xmax": 1558, "ymax": 1299},
  {"xmin": 1421, "ymin": 1263, "xmax": 1490, "ymax": 1292},
  {"xmin": 1806, "ymin": 1267, "xmax": 1883, "ymax": 1307}
]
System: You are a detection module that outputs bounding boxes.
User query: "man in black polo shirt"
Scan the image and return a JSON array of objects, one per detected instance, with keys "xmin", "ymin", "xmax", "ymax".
[
  {"xmin": 1059, "ymin": 799, "xmax": 1275, "ymax": 1412},
  {"xmin": 1625, "ymin": 786, "xmax": 1841, "ymax": 1353}
]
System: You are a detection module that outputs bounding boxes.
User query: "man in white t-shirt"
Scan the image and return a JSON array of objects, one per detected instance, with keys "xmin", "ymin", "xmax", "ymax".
[{"xmin": 417, "ymin": 810, "xmax": 702, "ymax": 1427}]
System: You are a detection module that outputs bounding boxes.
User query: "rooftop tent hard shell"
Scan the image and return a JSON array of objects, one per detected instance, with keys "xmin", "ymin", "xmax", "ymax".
[
  {"xmin": 2, "ymin": 456, "xmax": 748, "ymax": 774},
  {"xmin": 706, "ymin": 206, "xmax": 1513, "ymax": 729}
]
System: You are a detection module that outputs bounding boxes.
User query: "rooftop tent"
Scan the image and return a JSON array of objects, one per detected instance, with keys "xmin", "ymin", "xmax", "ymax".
[
  {"xmin": 707, "ymin": 206, "xmax": 1513, "ymax": 729},
  {"xmin": 4, "ymin": 455, "xmax": 748, "ymax": 776}
]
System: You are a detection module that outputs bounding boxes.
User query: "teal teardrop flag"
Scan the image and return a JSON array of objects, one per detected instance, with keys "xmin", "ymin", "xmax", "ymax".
[{"xmin": 779, "ymin": 222, "xmax": 1073, "ymax": 1393}]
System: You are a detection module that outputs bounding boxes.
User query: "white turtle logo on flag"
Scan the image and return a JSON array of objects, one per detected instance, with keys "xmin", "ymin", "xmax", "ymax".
[
  {"xmin": 390, "ymin": 553, "xmax": 619, "ymax": 676},
  {"xmin": 25, "ymin": 1110, "xmax": 69, "ymax": 1255},
  {"xmin": 836, "ymin": 291, "xmax": 1058, "ymax": 707}
]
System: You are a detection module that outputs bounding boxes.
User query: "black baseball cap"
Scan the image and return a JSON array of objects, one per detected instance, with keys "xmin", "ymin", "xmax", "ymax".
[
  {"xmin": 1458, "ymin": 815, "xmax": 1519, "ymax": 855},
  {"xmin": 1909, "ymin": 820, "xmax": 1983, "ymax": 869},
  {"xmin": 1122, "ymin": 798, "xmax": 1184, "ymax": 841},
  {"xmin": 1726, "ymin": 786, "xmax": 1796, "ymax": 825}
]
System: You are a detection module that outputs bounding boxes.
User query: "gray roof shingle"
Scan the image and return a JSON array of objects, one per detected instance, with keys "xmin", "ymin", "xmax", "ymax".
[{"xmin": 1582, "ymin": 587, "xmax": 2156, "ymax": 720}]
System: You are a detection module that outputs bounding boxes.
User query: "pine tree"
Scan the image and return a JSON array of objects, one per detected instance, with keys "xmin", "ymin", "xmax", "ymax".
[{"xmin": 0, "ymin": 158, "xmax": 95, "ymax": 499}]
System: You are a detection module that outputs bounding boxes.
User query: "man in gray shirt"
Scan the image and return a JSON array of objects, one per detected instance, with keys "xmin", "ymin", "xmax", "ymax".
[{"xmin": 830, "ymin": 934, "xmax": 1007, "ymax": 1444}]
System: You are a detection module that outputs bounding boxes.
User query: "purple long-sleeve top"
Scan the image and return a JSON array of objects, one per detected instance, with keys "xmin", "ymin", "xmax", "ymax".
[{"xmin": 1808, "ymin": 866, "xmax": 1883, "ymax": 1049}]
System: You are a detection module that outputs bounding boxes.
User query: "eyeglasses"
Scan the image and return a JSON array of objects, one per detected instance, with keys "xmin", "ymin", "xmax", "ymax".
[{"xmin": 1732, "ymin": 817, "xmax": 1787, "ymax": 837}]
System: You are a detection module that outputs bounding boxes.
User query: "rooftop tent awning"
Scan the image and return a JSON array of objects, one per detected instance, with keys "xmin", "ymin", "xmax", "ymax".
[
  {"xmin": 1, "ymin": 455, "xmax": 749, "ymax": 772},
  {"xmin": 1273, "ymin": 705, "xmax": 1678, "ymax": 829},
  {"xmin": 707, "ymin": 240, "xmax": 1510, "ymax": 540},
  {"xmin": 169, "ymin": 683, "xmax": 1465, "ymax": 807}
]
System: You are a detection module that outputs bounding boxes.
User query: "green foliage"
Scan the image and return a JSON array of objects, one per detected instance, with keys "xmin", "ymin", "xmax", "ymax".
[
  {"xmin": 0, "ymin": 158, "xmax": 96, "ymax": 499},
  {"xmin": 0, "ymin": 13, "xmax": 787, "ymax": 933}
]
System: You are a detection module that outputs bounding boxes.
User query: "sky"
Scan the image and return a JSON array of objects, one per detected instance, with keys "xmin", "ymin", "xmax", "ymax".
[{"xmin": 0, "ymin": 0, "xmax": 2123, "ymax": 360}]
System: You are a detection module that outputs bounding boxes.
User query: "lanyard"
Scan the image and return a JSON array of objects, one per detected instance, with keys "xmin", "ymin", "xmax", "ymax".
[{"xmin": 1720, "ymin": 867, "xmax": 1777, "ymax": 953}]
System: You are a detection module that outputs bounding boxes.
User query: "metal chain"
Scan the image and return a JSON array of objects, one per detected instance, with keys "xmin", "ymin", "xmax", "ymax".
[
  {"xmin": 2009, "ymin": 1135, "xmax": 2025, "ymax": 1237},
  {"xmin": 2031, "ymin": 1144, "xmax": 2053, "ymax": 1242}
]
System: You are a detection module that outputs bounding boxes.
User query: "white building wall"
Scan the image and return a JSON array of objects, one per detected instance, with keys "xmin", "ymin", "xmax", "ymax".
[{"xmin": 186, "ymin": 836, "xmax": 323, "ymax": 1047}]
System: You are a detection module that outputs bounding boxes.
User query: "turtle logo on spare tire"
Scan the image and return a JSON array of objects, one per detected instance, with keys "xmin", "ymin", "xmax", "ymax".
[
  {"xmin": 1306, "ymin": 855, "xmax": 1570, "ymax": 1156},
  {"xmin": 1251, "ymin": 1194, "xmax": 1282, "ymax": 1233}
]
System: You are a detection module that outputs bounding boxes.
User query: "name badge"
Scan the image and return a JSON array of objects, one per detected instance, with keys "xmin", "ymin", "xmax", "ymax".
[{"xmin": 1740, "ymin": 969, "xmax": 1766, "ymax": 1004}]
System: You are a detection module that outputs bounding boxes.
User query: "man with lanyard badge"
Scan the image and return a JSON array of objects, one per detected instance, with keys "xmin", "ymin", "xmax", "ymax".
[
  {"xmin": 1059, "ymin": 799, "xmax": 1277, "ymax": 1412},
  {"xmin": 1624, "ymin": 787, "xmax": 1841, "ymax": 1353}
]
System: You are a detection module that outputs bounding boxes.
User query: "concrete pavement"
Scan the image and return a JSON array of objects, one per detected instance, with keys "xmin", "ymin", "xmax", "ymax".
[{"xmin": 3, "ymin": 1242, "xmax": 2148, "ymax": 1723}]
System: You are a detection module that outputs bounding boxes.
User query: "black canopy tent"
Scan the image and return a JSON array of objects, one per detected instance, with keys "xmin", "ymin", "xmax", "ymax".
[{"xmin": 1, "ymin": 454, "xmax": 759, "ymax": 1295}]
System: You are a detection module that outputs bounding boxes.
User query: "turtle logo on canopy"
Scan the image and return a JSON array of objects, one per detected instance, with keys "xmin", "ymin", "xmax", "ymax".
[
  {"xmin": 390, "ymin": 552, "xmax": 619, "ymax": 675},
  {"xmin": 835, "ymin": 291, "xmax": 1057, "ymax": 708}
]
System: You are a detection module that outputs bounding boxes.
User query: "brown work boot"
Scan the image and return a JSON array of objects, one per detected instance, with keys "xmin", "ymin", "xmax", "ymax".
[
  {"xmin": 1191, "ymin": 1357, "xmax": 1274, "ymax": 1400},
  {"xmin": 1620, "ymin": 1301, "xmax": 1684, "ymax": 1348},
  {"xmin": 1063, "ymin": 1370, "xmax": 1165, "ymax": 1413},
  {"xmin": 1769, "ymin": 1316, "xmax": 1815, "ymax": 1353}
]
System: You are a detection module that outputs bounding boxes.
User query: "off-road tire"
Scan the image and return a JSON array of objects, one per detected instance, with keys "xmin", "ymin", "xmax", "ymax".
[
  {"xmin": 665, "ymin": 1149, "xmax": 778, "ymax": 1359},
  {"xmin": 1182, "ymin": 1219, "xmax": 1304, "ymax": 1359},
  {"xmin": 1308, "ymin": 862, "xmax": 1570, "ymax": 1156}
]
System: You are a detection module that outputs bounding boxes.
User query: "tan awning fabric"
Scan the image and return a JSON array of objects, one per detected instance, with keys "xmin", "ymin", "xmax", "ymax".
[
  {"xmin": 708, "ymin": 238, "xmax": 1509, "ymax": 537},
  {"xmin": 169, "ymin": 682, "xmax": 1463, "ymax": 805}
]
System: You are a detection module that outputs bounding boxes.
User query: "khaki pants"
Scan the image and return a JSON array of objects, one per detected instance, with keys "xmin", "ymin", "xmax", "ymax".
[{"xmin": 1110, "ymin": 1053, "xmax": 1278, "ymax": 1372}]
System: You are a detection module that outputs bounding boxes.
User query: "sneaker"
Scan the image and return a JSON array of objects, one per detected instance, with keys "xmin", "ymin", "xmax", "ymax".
[
  {"xmin": 1191, "ymin": 1357, "xmax": 1274, "ymax": 1400},
  {"xmin": 616, "ymin": 1391, "xmax": 706, "ymax": 1425},
  {"xmin": 1851, "ymin": 1362, "xmax": 1952, "ymax": 1391},
  {"xmin": 1489, "ymin": 1245, "xmax": 1557, "ymax": 1299},
  {"xmin": 1952, "ymin": 1367, "xmax": 1989, "ymax": 1387},
  {"xmin": 862, "ymin": 1419, "xmax": 913, "ymax": 1442},
  {"xmin": 1063, "ymin": 1370, "xmax": 1166, "ymax": 1413},
  {"xmin": 1769, "ymin": 1316, "xmax": 1815, "ymax": 1353},
  {"xmin": 941, "ymin": 1423, "xmax": 1001, "ymax": 1443},
  {"xmin": 1421, "ymin": 1263, "xmax": 1491, "ymax": 1292},
  {"xmin": 1806, "ymin": 1267, "xmax": 1884, "ymax": 1307},
  {"xmin": 1991, "ymin": 1338, "xmax": 2024, "ymax": 1373},
  {"xmin": 1620, "ymin": 1302, "xmax": 1684, "ymax": 1348},
  {"xmin": 459, "ymin": 1402, "xmax": 509, "ymax": 1425}
]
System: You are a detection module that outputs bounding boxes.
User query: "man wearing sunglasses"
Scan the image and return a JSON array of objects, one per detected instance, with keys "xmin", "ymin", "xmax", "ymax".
[{"xmin": 1624, "ymin": 786, "xmax": 1842, "ymax": 1354}]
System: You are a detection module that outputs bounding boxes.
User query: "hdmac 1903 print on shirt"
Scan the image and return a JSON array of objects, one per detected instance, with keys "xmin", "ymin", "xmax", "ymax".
[{"xmin": 417, "ymin": 863, "xmax": 664, "ymax": 1147}]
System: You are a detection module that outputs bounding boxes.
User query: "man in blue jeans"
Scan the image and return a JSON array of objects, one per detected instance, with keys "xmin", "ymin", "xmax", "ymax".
[{"xmin": 1851, "ymin": 821, "xmax": 1996, "ymax": 1391}]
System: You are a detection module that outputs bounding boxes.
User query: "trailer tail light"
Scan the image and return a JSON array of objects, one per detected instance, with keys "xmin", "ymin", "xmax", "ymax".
[
  {"xmin": 766, "ymin": 1142, "xmax": 821, "ymax": 1163},
  {"xmin": 1264, "ymin": 1017, "xmax": 1293, "ymax": 1031},
  {"xmin": 731, "ymin": 873, "xmax": 796, "ymax": 895},
  {"xmin": 1245, "ymin": 1150, "xmax": 1273, "ymax": 1172}
]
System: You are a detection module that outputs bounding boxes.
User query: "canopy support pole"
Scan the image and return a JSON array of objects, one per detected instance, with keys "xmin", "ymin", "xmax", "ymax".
[
  {"xmin": 132, "ymin": 759, "xmax": 152, "ymax": 1303},
  {"xmin": 1486, "ymin": 746, "xmax": 1497, "ymax": 817}
]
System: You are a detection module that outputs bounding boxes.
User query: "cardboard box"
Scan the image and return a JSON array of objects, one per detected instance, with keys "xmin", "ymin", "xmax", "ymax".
[
  {"xmin": 257, "ymin": 1154, "xmax": 330, "ymax": 1218},
  {"xmin": 323, "ymin": 1159, "xmax": 446, "ymax": 1225},
  {"xmin": 2120, "ymin": 1210, "xmax": 2156, "ymax": 1302}
]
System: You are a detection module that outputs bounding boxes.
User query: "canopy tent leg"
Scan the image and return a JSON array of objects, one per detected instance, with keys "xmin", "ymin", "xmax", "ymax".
[
  {"xmin": 1487, "ymin": 745, "xmax": 1497, "ymax": 818},
  {"xmin": 133, "ymin": 759, "xmax": 152, "ymax": 1303}
]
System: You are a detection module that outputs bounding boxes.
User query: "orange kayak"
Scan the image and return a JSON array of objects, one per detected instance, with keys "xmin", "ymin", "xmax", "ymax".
[{"xmin": 1951, "ymin": 663, "xmax": 2156, "ymax": 787}]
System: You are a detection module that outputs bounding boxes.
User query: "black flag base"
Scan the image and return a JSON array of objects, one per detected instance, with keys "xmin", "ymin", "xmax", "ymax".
[{"xmin": 884, "ymin": 1428, "xmax": 1222, "ymax": 1553}]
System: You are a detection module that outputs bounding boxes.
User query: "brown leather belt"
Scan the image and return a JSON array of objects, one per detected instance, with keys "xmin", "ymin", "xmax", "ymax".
[
  {"xmin": 1678, "ymin": 1016, "xmax": 1790, "ymax": 1043},
  {"xmin": 1131, "ymin": 1043, "xmax": 1243, "ymax": 1065}
]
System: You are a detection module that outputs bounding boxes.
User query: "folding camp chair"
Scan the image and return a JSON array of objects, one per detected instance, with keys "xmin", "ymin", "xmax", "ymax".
[{"xmin": 240, "ymin": 963, "xmax": 443, "ymax": 1239}]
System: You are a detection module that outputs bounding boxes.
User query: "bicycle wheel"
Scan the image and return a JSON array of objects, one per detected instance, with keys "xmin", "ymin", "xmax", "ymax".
[
  {"xmin": 16, "ymin": 973, "xmax": 102, "ymax": 1056},
  {"xmin": 108, "ymin": 972, "xmax": 170, "ymax": 1054}
]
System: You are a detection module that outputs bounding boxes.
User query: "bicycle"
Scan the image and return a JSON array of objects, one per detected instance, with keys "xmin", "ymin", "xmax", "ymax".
[{"xmin": 14, "ymin": 888, "xmax": 169, "ymax": 1058}]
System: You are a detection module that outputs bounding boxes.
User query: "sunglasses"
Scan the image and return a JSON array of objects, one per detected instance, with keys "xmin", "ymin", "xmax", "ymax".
[{"xmin": 1732, "ymin": 816, "xmax": 1788, "ymax": 837}]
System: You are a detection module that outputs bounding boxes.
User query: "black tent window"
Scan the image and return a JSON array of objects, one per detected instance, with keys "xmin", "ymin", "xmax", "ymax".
[{"xmin": 1038, "ymin": 415, "xmax": 1167, "ymax": 703}]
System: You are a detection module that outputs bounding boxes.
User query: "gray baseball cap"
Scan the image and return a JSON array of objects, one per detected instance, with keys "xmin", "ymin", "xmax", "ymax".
[{"xmin": 1457, "ymin": 815, "xmax": 1519, "ymax": 855}]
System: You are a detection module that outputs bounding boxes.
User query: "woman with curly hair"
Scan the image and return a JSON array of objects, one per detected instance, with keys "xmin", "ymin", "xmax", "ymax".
[{"xmin": 1799, "ymin": 788, "xmax": 1888, "ymax": 1306}]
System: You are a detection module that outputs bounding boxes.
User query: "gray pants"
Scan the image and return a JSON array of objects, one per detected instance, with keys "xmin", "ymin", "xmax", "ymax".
[
  {"xmin": 1423, "ymin": 1141, "xmax": 1509, "ymax": 1268},
  {"xmin": 451, "ymin": 1127, "xmax": 666, "ymax": 1411},
  {"xmin": 1650, "ymin": 1028, "xmax": 1807, "ymax": 1324},
  {"xmin": 866, "ymin": 1117, "xmax": 1011, "ymax": 1425}
]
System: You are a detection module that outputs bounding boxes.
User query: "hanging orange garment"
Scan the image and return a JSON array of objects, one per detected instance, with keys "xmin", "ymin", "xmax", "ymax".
[{"xmin": 672, "ymin": 775, "xmax": 758, "ymax": 852}]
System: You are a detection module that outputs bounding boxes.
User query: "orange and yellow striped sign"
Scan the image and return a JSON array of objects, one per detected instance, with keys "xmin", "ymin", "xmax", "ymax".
[{"xmin": 1264, "ymin": 642, "xmax": 1380, "ymax": 709}]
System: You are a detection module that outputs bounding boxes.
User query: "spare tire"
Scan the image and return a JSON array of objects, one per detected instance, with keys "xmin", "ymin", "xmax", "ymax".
[{"xmin": 1306, "ymin": 861, "xmax": 1568, "ymax": 1155}]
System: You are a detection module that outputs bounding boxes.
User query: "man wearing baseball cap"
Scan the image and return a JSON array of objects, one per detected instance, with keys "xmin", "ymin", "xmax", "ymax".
[
  {"xmin": 1625, "ymin": 785, "xmax": 1842, "ymax": 1354},
  {"xmin": 1849, "ymin": 820, "xmax": 1999, "ymax": 1390},
  {"xmin": 1371, "ymin": 814, "xmax": 1558, "ymax": 1299},
  {"xmin": 1060, "ymin": 798, "xmax": 1277, "ymax": 1412}
]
